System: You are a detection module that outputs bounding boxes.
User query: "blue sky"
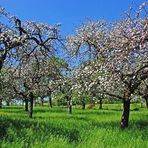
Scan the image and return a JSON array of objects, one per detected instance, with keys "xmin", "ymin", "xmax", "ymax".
[{"xmin": 0, "ymin": 0, "xmax": 145, "ymax": 36}]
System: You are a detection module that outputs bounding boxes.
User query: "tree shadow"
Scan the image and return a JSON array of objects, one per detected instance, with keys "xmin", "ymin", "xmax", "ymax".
[
  {"xmin": 2, "ymin": 106, "xmax": 23, "ymax": 110},
  {"xmin": 0, "ymin": 109, "xmax": 26, "ymax": 114},
  {"xmin": 135, "ymin": 120, "xmax": 148, "ymax": 129},
  {"xmin": 33, "ymin": 108, "xmax": 67, "ymax": 113},
  {"xmin": 0, "ymin": 117, "xmax": 80, "ymax": 144},
  {"xmin": 100, "ymin": 108, "xmax": 122, "ymax": 111},
  {"xmin": 132, "ymin": 108, "xmax": 140, "ymax": 111},
  {"xmin": 75, "ymin": 110, "xmax": 117, "ymax": 116}
]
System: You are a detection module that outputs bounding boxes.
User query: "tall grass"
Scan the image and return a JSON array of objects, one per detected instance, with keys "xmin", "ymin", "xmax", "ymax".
[{"xmin": 0, "ymin": 104, "xmax": 147, "ymax": 148}]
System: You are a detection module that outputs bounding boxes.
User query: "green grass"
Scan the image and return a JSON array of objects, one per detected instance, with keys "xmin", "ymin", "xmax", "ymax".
[{"xmin": 0, "ymin": 104, "xmax": 148, "ymax": 148}]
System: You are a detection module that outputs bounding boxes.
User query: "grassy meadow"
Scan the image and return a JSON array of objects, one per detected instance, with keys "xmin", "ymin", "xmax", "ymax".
[{"xmin": 0, "ymin": 104, "xmax": 148, "ymax": 148}]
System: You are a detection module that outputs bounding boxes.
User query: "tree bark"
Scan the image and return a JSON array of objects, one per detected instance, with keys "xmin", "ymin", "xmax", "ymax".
[
  {"xmin": 6, "ymin": 100, "xmax": 10, "ymax": 106},
  {"xmin": 24, "ymin": 99, "xmax": 28, "ymax": 111},
  {"xmin": 47, "ymin": 88, "xmax": 52, "ymax": 108},
  {"xmin": 121, "ymin": 99, "xmax": 130, "ymax": 129},
  {"xmin": 49, "ymin": 96, "xmax": 52, "ymax": 108},
  {"xmin": 82, "ymin": 102, "xmax": 85, "ymax": 109},
  {"xmin": 98, "ymin": 98, "xmax": 102, "ymax": 109},
  {"xmin": 144, "ymin": 96, "xmax": 148, "ymax": 109},
  {"xmin": 67, "ymin": 97, "xmax": 72, "ymax": 114},
  {"xmin": 81, "ymin": 98, "xmax": 85, "ymax": 109},
  {"xmin": 28, "ymin": 92, "xmax": 34, "ymax": 118},
  {"xmin": 0, "ymin": 98, "xmax": 2, "ymax": 108},
  {"xmin": 0, "ymin": 58, "xmax": 4, "ymax": 72},
  {"xmin": 41, "ymin": 96, "xmax": 44, "ymax": 106}
]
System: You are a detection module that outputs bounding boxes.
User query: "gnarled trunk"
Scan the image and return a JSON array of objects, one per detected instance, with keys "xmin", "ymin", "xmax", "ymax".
[
  {"xmin": 121, "ymin": 99, "xmax": 130, "ymax": 129},
  {"xmin": 24, "ymin": 99, "xmax": 28, "ymax": 111},
  {"xmin": 28, "ymin": 92, "xmax": 34, "ymax": 118}
]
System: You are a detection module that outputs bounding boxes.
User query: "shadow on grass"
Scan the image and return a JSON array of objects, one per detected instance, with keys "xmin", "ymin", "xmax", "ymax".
[
  {"xmin": 33, "ymin": 108, "xmax": 67, "ymax": 113},
  {"xmin": 97, "ymin": 108, "xmax": 140, "ymax": 112},
  {"xmin": 135, "ymin": 120, "xmax": 148, "ymax": 129},
  {"xmin": 130, "ymin": 120, "xmax": 148, "ymax": 140},
  {"xmin": 0, "ymin": 109, "xmax": 26, "ymax": 114},
  {"xmin": 1, "ymin": 107, "xmax": 66, "ymax": 114},
  {"xmin": 0, "ymin": 117, "xmax": 80, "ymax": 143},
  {"xmin": 132, "ymin": 108, "xmax": 140, "ymax": 111},
  {"xmin": 1, "ymin": 106, "xmax": 23, "ymax": 110},
  {"xmin": 34, "ymin": 114, "xmax": 92, "ymax": 123},
  {"xmin": 1, "ymin": 115, "xmax": 147, "ymax": 146},
  {"xmin": 99, "ymin": 108, "xmax": 122, "ymax": 111},
  {"xmin": 75, "ymin": 110, "xmax": 118, "ymax": 116}
]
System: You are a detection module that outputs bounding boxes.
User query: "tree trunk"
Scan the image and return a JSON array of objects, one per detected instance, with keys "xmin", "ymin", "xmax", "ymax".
[
  {"xmin": 68, "ymin": 98, "xmax": 72, "ymax": 114},
  {"xmin": 25, "ymin": 99, "xmax": 28, "ymax": 111},
  {"xmin": 98, "ymin": 98, "xmax": 102, "ymax": 109},
  {"xmin": 49, "ymin": 96, "xmax": 52, "ymax": 108},
  {"xmin": 28, "ymin": 92, "xmax": 34, "ymax": 118},
  {"xmin": 41, "ymin": 97, "xmax": 44, "ymax": 106},
  {"xmin": 81, "ymin": 98, "xmax": 85, "ymax": 109},
  {"xmin": 144, "ymin": 96, "xmax": 148, "ymax": 109},
  {"xmin": 121, "ymin": 99, "xmax": 130, "ymax": 129},
  {"xmin": 57, "ymin": 99, "xmax": 60, "ymax": 107},
  {"xmin": 0, "ymin": 98, "xmax": 2, "ymax": 108},
  {"xmin": 47, "ymin": 88, "xmax": 52, "ymax": 108},
  {"xmin": 6, "ymin": 100, "xmax": 10, "ymax": 106},
  {"xmin": 0, "ymin": 59, "xmax": 3, "ymax": 72},
  {"xmin": 82, "ymin": 102, "xmax": 85, "ymax": 109}
]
